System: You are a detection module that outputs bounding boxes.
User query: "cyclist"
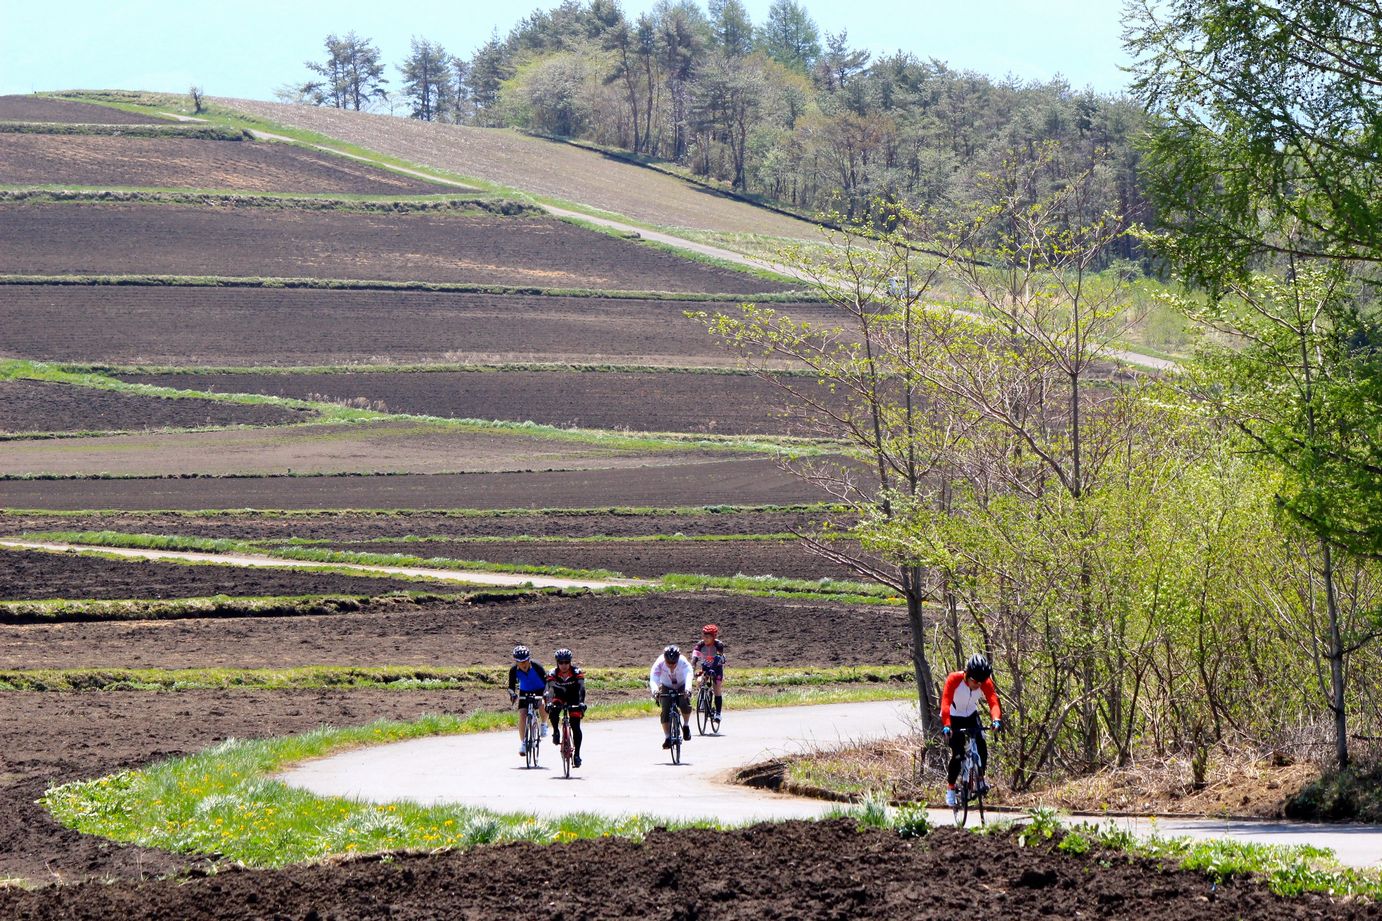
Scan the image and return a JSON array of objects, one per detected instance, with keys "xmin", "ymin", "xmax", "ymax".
[
  {"xmin": 545, "ymin": 647, "xmax": 587, "ymax": 768},
  {"xmin": 507, "ymin": 645, "xmax": 549, "ymax": 757},
  {"xmin": 941, "ymin": 653, "xmax": 1003, "ymax": 807},
  {"xmin": 649, "ymin": 644, "xmax": 693, "ymax": 749},
  {"xmin": 691, "ymin": 624, "xmax": 726, "ymax": 722}
]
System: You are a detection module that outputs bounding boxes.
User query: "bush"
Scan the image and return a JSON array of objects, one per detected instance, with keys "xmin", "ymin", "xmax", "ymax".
[{"xmin": 1285, "ymin": 760, "xmax": 1382, "ymax": 822}]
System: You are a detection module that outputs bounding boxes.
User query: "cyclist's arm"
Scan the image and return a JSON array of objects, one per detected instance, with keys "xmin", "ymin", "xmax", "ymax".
[
  {"xmin": 507, "ymin": 665, "xmax": 518, "ymax": 694},
  {"xmin": 981, "ymin": 676, "xmax": 1001, "ymax": 721},
  {"xmin": 681, "ymin": 661, "xmax": 693, "ymax": 693},
  {"xmin": 649, "ymin": 660, "xmax": 661, "ymax": 695},
  {"xmin": 939, "ymin": 672, "xmax": 963, "ymax": 727},
  {"xmin": 575, "ymin": 673, "xmax": 586, "ymax": 704}
]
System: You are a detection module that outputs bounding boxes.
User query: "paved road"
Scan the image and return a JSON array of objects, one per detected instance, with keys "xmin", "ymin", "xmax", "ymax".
[
  {"xmin": 279, "ymin": 700, "xmax": 1382, "ymax": 869},
  {"xmin": 0, "ymin": 540, "xmax": 643, "ymax": 591}
]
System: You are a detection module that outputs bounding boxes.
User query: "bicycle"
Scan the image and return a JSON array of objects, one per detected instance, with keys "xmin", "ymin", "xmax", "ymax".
[
  {"xmin": 517, "ymin": 693, "xmax": 543, "ymax": 769},
  {"xmin": 657, "ymin": 690, "xmax": 685, "ymax": 764},
  {"xmin": 695, "ymin": 673, "xmax": 720, "ymax": 735},
  {"xmin": 550, "ymin": 700, "xmax": 578, "ymax": 778},
  {"xmin": 951, "ymin": 722, "xmax": 991, "ymax": 827}
]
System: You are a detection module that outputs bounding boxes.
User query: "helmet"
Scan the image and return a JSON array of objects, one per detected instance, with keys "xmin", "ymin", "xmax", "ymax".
[
  {"xmin": 554, "ymin": 648, "xmax": 573, "ymax": 663},
  {"xmin": 964, "ymin": 654, "xmax": 992, "ymax": 682},
  {"xmin": 701, "ymin": 624, "xmax": 719, "ymax": 637},
  {"xmin": 512, "ymin": 645, "xmax": 531, "ymax": 662},
  {"xmin": 663, "ymin": 644, "xmax": 681, "ymax": 662}
]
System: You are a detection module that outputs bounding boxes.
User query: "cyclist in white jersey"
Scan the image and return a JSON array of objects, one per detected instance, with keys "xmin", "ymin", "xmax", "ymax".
[{"xmin": 649, "ymin": 644, "xmax": 693, "ymax": 749}]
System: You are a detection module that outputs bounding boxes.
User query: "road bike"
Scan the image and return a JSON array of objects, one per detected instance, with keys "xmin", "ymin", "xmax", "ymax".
[
  {"xmin": 952, "ymin": 722, "xmax": 990, "ymax": 827},
  {"xmin": 550, "ymin": 700, "xmax": 579, "ymax": 778},
  {"xmin": 517, "ymin": 693, "xmax": 543, "ymax": 769},
  {"xmin": 695, "ymin": 672, "xmax": 720, "ymax": 735},
  {"xmin": 658, "ymin": 690, "xmax": 686, "ymax": 764}
]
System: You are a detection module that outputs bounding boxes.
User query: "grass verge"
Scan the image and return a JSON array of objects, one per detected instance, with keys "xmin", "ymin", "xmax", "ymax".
[
  {"xmin": 42, "ymin": 687, "xmax": 907, "ymax": 867},
  {"xmin": 0, "ymin": 122, "xmax": 249, "ymax": 140},
  {"xmin": 0, "ymin": 590, "xmax": 501, "ymax": 624},
  {"xmin": 0, "ymin": 187, "xmax": 529, "ymax": 214}
]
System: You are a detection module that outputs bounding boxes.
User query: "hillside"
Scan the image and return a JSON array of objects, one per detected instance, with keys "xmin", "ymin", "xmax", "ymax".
[{"xmin": 219, "ymin": 97, "xmax": 822, "ymax": 239}]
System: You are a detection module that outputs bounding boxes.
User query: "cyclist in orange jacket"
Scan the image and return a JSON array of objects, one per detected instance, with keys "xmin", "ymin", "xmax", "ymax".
[{"xmin": 941, "ymin": 654, "xmax": 1002, "ymax": 807}]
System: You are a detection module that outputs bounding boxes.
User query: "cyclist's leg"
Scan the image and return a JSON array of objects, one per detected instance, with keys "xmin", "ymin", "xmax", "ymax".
[
  {"xmin": 570, "ymin": 710, "xmax": 583, "ymax": 757},
  {"xmin": 547, "ymin": 701, "xmax": 562, "ymax": 738},
  {"xmin": 976, "ymin": 727, "xmax": 989, "ymax": 785},
  {"xmin": 660, "ymin": 693, "xmax": 673, "ymax": 739},
  {"xmin": 946, "ymin": 719, "xmax": 972, "ymax": 786},
  {"xmin": 679, "ymin": 692, "xmax": 692, "ymax": 735},
  {"xmin": 712, "ymin": 674, "xmax": 724, "ymax": 715}
]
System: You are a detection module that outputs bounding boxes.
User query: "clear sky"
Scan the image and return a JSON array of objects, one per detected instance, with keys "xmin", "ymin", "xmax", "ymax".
[{"xmin": 0, "ymin": 0, "xmax": 1131, "ymax": 102}]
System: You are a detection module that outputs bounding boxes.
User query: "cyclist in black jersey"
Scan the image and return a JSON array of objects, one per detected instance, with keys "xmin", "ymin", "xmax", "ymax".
[{"xmin": 545, "ymin": 648, "xmax": 587, "ymax": 768}]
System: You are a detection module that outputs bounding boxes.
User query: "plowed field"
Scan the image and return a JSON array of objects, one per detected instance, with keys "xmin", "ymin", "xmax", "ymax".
[
  {"xmin": 320, "ymin": 538, "xmax": 859, "ymax": 581},
  {"xmin": 1, "ymin": 589, "xmax": 906, "ymax": 669},
  {"xmin": 0, "ymin": 546, "xmax": 455, "ymax": 601},
  {"xmin": 0, "ymin": 94, "xmax": 171, "ymax": 124},
  {"xmin": 128, "ymin": 370, "xmax": 839, "ymax": 435},
  {"xmin": 0, "ymin": 204, "xmax": 789, "ymax": 293},
  {"xmin": 0, "ymin": 508, "xmax": 825, "ymax": 540},
  {"xmin": 0, "ymin": 379, "xmax": 306, "ymax": 433},
  {"xmin": 221, "ymin": 98, "xmax": 820, "ymax": 238},
  {"xmin": 0, "ymin": 286, "xmax": 826, "ymax": 367},
  {"xmin": 5, "ymin": 817, "xmax": 1369, "ymax": 920},
  {"xmin": 0, "ymin": 420, "xmax": 715, "ymax": 477},
  {"xmin": 0, "ymin": 458, "xmax": 824, "ymax": 510},
  {"xmin": 0, "ymin": 134, "xmax": 444, "ymax": 194}
]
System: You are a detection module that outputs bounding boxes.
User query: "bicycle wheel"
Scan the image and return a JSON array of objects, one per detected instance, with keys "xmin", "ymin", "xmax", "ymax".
[
  {"xmin": 975, "ymin": 781, "xmax": 985, "ymax": 826},
  {"xmin": 525, "ymin": 708, "xmax": 540, "ymax": 769},
  {"xmin": 670, "ymin": 721, "xmax": 682, "ymax": 765},
  {"xmin": 561, "ymin": 716, "xmax": 572, "ymax": 779},
  {"xmin": 696, "ymin": 686, "xmax": 712, "ymax": 735}
]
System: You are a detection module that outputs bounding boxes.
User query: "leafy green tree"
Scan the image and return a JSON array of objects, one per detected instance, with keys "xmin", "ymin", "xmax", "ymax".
[
  {"xmin": 399, "ymin": 37, "xmax": 455, "ymax": 122},
  {"xmin": 1126, "ymin": 0, "xmax": 1382, "ymax": 281},
  {"xmin": 758, "ymin": 0, "xmax": 821, "ymax": 72},
  {"xmin": 708, "ymin": 0, "xmax": 754, "ymax": 57},
  {"xmin": 300, "ymin": 32, "xmax": 388, "ymax": 111}
]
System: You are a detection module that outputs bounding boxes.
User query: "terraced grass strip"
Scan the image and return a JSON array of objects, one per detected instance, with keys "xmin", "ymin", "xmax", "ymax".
[
  {"xmin": 1, "ymin": 361, "xmax": 826, "ymax": 456},
  {"xmin": 0, "ymin": 123, "xmax": 250, "ymax": 140},
  {"xmin": 41, "ymin": 686, "xmax": 907, "ymax": 868},
  {"xmin": 0, "ymin": 188, "xmax": 531, "ymax": 214},
  {"xmin": 0, "ymin": 665, "xmax": 911, "ymax": 693},
  {"xmin": 1, "ymin": 501, "xmax": 834, "ymax": 519},
  {"xmin": 0, "ymin": 273, "xmax": 816, "ymax": 301},
  {"xmin": 0, "ymin": 590, "xmax": 512, "ymax": 624}
]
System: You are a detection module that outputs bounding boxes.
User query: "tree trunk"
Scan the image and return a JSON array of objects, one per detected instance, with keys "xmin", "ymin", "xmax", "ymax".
[
  {"xmin": 904, "ymin": 569, "xmax": 940, "ymax": 733},
  {"xmin": 1321, "ymin": 537, "xmax": 1350, "ymax": 770}
]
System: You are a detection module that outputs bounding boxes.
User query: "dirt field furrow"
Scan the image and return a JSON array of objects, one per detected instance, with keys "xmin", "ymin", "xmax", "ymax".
[
  {"xmin": 0, "ymin": 95, "xmax": 171, "ymax": 124},
  {"xmin": 0, "ymin": 458, "xmax": 826, "ymax": 511},
  {"xmin": 0, "ymin": 204, "xmax": 790, "ymax": 293},
  {"xmin": 0, "ymin": 133, "xmax": 444, "ymax": 194},
  {"xmin": 127, "ymin": 369, "xmax": 842, "ymax": 436},
  {"xmin": 0, "ymin": 286, "xmax": 829, "ymax": 367},
  {"xmin": 0, "ymin": 379, "xmax": 307, "ymax": 433},
  {"xmin": 0, "ymin": 588, "xmax": 907, "ymax": 669}
]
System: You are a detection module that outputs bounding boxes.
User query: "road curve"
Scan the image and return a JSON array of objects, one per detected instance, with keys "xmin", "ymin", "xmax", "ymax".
[
  {"xmin": 0, "ymin": 540, "xmax": 643, "ymax": 592},
  {"xmin": 278, "ymin": 700, "xmax": 1382, "ymax": 869}
]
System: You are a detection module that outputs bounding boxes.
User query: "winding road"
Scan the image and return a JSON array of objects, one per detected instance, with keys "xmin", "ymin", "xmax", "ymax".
[{"xmin": 279, "ymin": 700, "xmax": 1382, "ymax": 869}]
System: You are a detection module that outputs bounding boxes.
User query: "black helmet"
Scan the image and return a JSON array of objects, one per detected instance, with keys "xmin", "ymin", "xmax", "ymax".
[
  {"xmin": 554, "ymin": 648, "xmax": 573, "ymax": 663},
  {"xmin": 663, "ymin": 644, "xmax": 681, "ymax": 662},
  {"xmin": 512, "ymin": 645, "xmax": 531, "ymax": 662},
  {"xmin": 964, "ymin": 654, "xmax": 992, "ymax": 682}
]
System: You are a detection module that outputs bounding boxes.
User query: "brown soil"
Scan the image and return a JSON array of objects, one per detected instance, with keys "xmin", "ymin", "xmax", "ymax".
[
  {"xmin": 0, "ymin": 590, "xmax": 909, "ymax": 669},
  {"xmin": 0, "ymin": 420, "xmax": 716, "ymax": 477},
  {"xmin": 0, "ymin": 508, "xmax": 826, "ymax": 541},
  {"xmin": 0, "ymin": 380, "xmax": 305, "ymax": 434},
  {"xmin": 0, "ymin": 546, "xmax": 459, "ymax": 601},
  {"xmin": 0, "ymin": 204, "xmax": 789, "ymax": 293},
  {"xmin": 0, "ymin": 458, "xmax": 825, "ymax": 511},
  {"xmin": 128, "ymin": 370, "xmax": 839, "ymax": 436},
  {"xmin": 0, "ymin": 133, "xmax": 445, "ymax": 194},
  {"xmin": 0, "ymin": 285, "xmax": 830, "ymax": 368},
  {"xmin": 5, "ymin": 818, "xmax": 1370, "ymax": 920},
  {"xmin": 328, "ymin": 538, "xmax": 861, "ymax": 581},
  {"xmin": 222, "ymin": 98, "xmax": 821, "ymax": 239},
  {"xmin": 0, "ymin": 689, "xmax": 496, "ymax": 883},
  {"xmin": 0, "ymin": 95, "xmax": 171, "ymax": 124}
]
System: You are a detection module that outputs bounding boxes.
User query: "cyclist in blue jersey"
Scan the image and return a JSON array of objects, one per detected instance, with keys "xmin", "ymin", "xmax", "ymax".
[{"xmin": 507, "ymin": 645, "xmax": 549, "ymax": 757}]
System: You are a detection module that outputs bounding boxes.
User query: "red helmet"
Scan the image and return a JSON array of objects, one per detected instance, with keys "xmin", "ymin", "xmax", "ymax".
[{"xmin": 701, "ymin": 624, "xmax": 719, "ymax": 636}]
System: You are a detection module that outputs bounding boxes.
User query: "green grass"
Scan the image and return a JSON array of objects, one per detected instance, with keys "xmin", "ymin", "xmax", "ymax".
[
  {"xmin": 42, "ymin": 687, "xmax": 907, "ymax": 867},
  {"xmin": 660, "ymin": 572, "xmax": 901, "ymax": 605},
  {"xmin": 1, "ymin": 501, "xmax": 834, "ymax": 519},
  {"xmin": 0, "ymin": 591, "xmax": 484, "ymax": 624},
  {"xmin": 88, "ymin": 360, "xmax": 821, "ymax": 377},
  {"xmin": 0, "ymin": 664, "xmax": 910, "ymax": 693},
  {"xmin": 0, "ymin": 122, "xmax": 249, "ymax": 140},
  {"xmin": 0, "ymin": 187, "xmax": 529, "ymax": 213}
]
